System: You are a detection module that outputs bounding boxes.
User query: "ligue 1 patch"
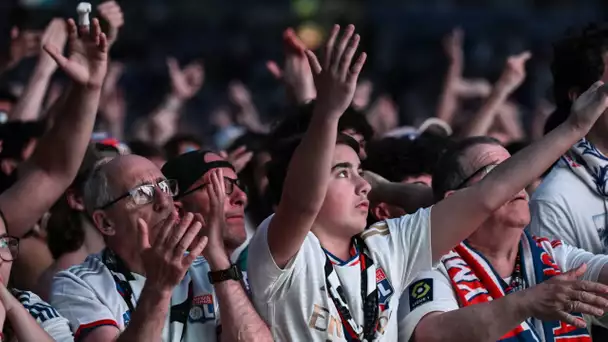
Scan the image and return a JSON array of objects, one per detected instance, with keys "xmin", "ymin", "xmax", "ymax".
[
  {"xmin": 408, "ymin": 278, "xmax": 433, "ymax": 311},
  {"xmin": 189, "ymin": 294, "xmax": 216, "ymax": 323}
]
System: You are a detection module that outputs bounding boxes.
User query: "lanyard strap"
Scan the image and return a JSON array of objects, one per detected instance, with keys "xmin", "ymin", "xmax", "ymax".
[
  {"xmin": 323, "ymin": 238, "xmax": 378, "ymax": 342},
  {"xmin": 102, "ymin": 249, "xmax": 192, "ymax": 341}
]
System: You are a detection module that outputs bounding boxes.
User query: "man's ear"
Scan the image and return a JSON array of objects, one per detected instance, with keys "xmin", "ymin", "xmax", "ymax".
[
  {"xmin": 91, "ymin": 210, "xmax": 116, "ymax": 236},
  {"xmin": 66, "ymin": 188, "xmax": 85, "ymax": 211},
  {"xmin": 371, "ymin": 202, "xmax": 392, "ymax": 221},
  {"xmin": 443, "ymin": 190, "xmax": 456, "ymax": 200}
]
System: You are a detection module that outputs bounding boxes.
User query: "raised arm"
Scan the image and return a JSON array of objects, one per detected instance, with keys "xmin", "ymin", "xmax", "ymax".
[
  {"xmin": 436, "ymin": 28, "xmax": 464, "ymax": 124},
  {"xmin": 202, "ymin": 169, "xmax": 272, "ymax": 342},
  {"xmin": 147, "ymin": 58, "xmax": 204, "ymax": 145},
  {"xmin": 266, "ymin": 28, "xmax": 317, "ymax": 105},
  {"xmin": 462, "ymin": 51, "xmax": 530, "ymax": 138},
  {"xmin": 414, "ymin": 266, "xmax": 608, "ymax": 342},
  {"xmin": 268, "ymin": 24, "xmax": 366, "ymax": 268},
  {"xmin": 0, "ymin": 18, "xmax": 108, "ymax": 238},
  {"xmin": 430, "ymin": 81, "xmax": 608, "ymax": 261},
  {"xmin": 9, "ymin": 19, "xmax": 67, "ymax": 122}
]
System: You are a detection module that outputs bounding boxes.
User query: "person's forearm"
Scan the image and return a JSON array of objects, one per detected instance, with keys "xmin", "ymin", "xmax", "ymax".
[
  {"xmin": 148, "ymin": 94, "xmax": 184, "ymax": 145},
  {"xmin": 30, "ymin": 84, "xmax": 100, "ymax": 177},
  {"xmin": 116, "ymin": 286, "xmax": 171, "ymax": 342},
  {"xmin": 6, "ymin": 303, "xmax": 54, "ymax": 342},
  {"xmin": 208, "ymin": 255, "xmax": 272, "ymax": 342},
  {"xmin": 461, "ymin": 85, "xmax": 510, "ymax": 137},
  {"xmin": 477, "ymin": 118, "xmax": 583, "ymax": 211},
  {"xmin": 415, "ymin": 291, "xmax": 530, "ymax": 342},
  {"xmin": 436, "ymin": 61, "xmax": 462, "ymax": 124},
  {"xmin": 9, "ymin": 65, "xmax": 54, "ymax": 121},
  {"xmin": 371, "ymin": 182, "xmax": 434, "ymax": 213}
]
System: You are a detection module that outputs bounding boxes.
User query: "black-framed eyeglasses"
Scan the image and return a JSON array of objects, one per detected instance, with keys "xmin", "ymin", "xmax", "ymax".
[
  {"xmin": 178, "ymin": 177, "xmax": 246, "ymax": 199},
  {"xmin": 0, "ymin": 236, "xmax": 19, "ymax": 262},
  {"xmin": 98, "ymin": 179, "xmax": 179, "ymax": 210},
  {"xmin": 454, "ymin": 164, "xmax": 499, "ymax": 190}
]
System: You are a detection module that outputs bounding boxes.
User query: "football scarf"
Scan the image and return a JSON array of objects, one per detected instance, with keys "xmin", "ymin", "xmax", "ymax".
[{"xmin": 443, "ymin": 231, "xmax": 591, "ymax": 342}]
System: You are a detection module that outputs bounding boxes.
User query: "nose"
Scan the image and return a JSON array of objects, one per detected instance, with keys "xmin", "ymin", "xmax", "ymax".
[
  {"xmin": 356, "ymin": 174, "xmax": 371, "ymax": 196},
  {"xmin": 229, "ymin": 186, "xmax": 248, "ymax": 208},
  {"xmin": 153, "ymin": 187, "xmax": 173, "ymax": 212}
]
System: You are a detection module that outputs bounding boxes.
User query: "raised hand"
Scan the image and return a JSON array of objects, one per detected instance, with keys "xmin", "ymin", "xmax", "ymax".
[
  {"xmin": 228, "ymin": 81, "xmax": 253, "ymax": 106},
  {"xmin": 523, "ymin": 264, "xmax": 608, "ymax": 328},
  {"xmin": 167, "ymin": 57, "xmax": 205, "ymax": 100},
  {"xmin": 43, "ymin": 18, "xmax": 108, "ymax": 89},
  {"xmin": 569, "ymin": 81, "xmax": 608, "ymax": 131},
  {"xmin": 443, "ymin": 28, "xmax": 464, "ymax": 65},
  {"xmin": 305, "ymin": 24, "xmax": 367, "ymax": 117},
  {"xmin": 137, "ymin": 212, "xmax": 208, "ymax": 293},
  {"xmin": 6, "ymin": 27, "xmax": 41, "ymax": 69},
  {"xmin": 220, "ymin": 146, "xmax": 254, "ymax": 174},
  {"xmin": 97, "ymin": 1, "xmax": 124, "ymax": 48},
  {"xmin": 497, "ymin": 51, "xmax": 531, "ymax": 93},
  {"xmin": 266, "ymin": 28, "xmax": 316, "ymax": 104},
  {"xmin": 37, "ymin": 19, "xmax": 68, "ymax": 75}
]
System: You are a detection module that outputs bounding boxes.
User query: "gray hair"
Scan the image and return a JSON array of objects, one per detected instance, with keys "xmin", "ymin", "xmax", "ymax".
[{"xmin": 83, "ymin": 158, "xmax": 114, "ymax": 213}]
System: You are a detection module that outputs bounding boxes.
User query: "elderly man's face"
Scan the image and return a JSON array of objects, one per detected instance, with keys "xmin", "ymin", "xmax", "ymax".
[
  {"xmin": 100, "ymin": 155, "xmax": 176, "ymax": 248},
  {"xmin": 459, "ymin": 143, "xmax": 530, "ymax": 228}
]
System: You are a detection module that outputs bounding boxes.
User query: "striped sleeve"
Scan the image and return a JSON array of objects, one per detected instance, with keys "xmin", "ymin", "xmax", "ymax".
[{"xmin": 12, "ymin": 289, "xmax": 75, "ymax": 342}]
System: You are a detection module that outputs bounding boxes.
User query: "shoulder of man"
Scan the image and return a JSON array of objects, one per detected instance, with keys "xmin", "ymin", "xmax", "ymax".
[{"xmin": 12, "ymin": 289, "xmax": 63, "ymax": 323}]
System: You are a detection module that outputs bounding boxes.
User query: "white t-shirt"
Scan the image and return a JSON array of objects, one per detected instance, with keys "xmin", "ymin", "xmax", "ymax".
[
  {"xmin": 397, "ymin": 237, "xmax": 608, "ymax": 341},
  {"xmin": 50, "ymin": 250, "xmax": 240, "ymax": 342},
  {"xmin": 247, "ymin": 207, "xmax": 433, "ymax": 341},
  {"xmin": 12, "ymin": 289, "xmax": 74, "ymax": 342},
  {"xmin": 529, "ymin": 165, "xmax": 608, "ymax": 254}
]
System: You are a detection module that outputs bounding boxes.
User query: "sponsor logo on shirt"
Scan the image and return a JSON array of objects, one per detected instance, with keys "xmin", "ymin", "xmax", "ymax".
[
  {"xmin": 190, "ymin": 294, "xmax": 216, "ymax": 323},
  {"xmin": 408, "ymin": 278, "xmax": 433, "ymax": 311}
]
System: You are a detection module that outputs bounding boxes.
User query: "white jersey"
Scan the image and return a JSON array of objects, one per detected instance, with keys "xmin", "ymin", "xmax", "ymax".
[
  {"xmin": 50, "ymin": 250, "xmax": 242, "ymax": 342},
  {"xmin": 247, "ymin": 207, "xmax": 433, "ymax": 341},
  {"xmin": 397, "ymin": 236, "xmax": 608, "ymax": 341},
  {"xmin": 529, "ymin": 165, "xmax": 607, "ymax": 254},
  {"xmin": 12, "ymin": 289, "xmax": 74, "ymax": 342}
]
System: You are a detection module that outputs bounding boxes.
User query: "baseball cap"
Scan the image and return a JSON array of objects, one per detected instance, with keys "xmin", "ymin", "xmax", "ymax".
[{"xmin": 161, "ymin": 150, "xmax": 235, "ymax": 198}]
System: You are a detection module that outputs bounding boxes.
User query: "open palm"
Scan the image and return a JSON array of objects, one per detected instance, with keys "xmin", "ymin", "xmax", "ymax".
[{"xmin": 43, "ymin": 18, "xmax": 108, "ymax": 89}]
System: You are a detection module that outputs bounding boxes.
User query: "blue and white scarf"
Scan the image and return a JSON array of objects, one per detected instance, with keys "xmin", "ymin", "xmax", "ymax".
[{"xmin": 561, "ymin": 138, "xmax": 608, "ymax": 197}]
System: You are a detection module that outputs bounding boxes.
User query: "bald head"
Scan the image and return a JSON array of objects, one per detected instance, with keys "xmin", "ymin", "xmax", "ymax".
[{"xmin": 83, "ymin": 155, "xmax": 165, "ymax": 213}]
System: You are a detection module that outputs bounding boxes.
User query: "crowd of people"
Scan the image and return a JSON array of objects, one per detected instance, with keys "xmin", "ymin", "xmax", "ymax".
[{"xmin": 2, "ymin": 1, "xmax": 608, "ymax": 341}]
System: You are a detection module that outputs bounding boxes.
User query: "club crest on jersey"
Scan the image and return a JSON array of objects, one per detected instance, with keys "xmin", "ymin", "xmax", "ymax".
[
  {"xmin": 189, "ymin": 294, "xmax": 216, "ymax": 323},
  {"xmin": 376, "ymin": 267, "xmax": 394, "ymax": 311}
]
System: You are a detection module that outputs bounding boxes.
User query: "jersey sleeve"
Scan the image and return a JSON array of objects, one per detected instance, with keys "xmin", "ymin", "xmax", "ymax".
[
  {"xmin": 13, "ymin": 289, "xmax": 74, "ymax": 342},
  {"xmin": 386, "ymin": 207, "xmax": 433, "ymax": 289},
  {"xmin": 547, "ymin": 240, "xmax": 608, "ymax": 283},
  {"xmin": 528, "ymin": 199, "xmax": 577, "ymax": 247},
  {"xmin": 247, "ymin": 214, "xmax": 308, "ymax": 301},
  {"xmin": 50, "ymin": 270, "xmax": 119, "ymax": 342},
  {"xmin": 397, "ymin": 269, "xmax": 459, "ymax": 342}
]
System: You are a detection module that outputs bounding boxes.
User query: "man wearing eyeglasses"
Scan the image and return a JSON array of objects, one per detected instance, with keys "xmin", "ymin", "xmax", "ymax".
[
  {"xmin": 50, "ymin": 154, "xmax": 271, "ymax": 342},
  {"xmin": 397, "ymin": 137, "xmax": 608, "ymax": 342},
  {"xmin": 161, "ymin": 150, "xmax": 250, "ymax": 272}
]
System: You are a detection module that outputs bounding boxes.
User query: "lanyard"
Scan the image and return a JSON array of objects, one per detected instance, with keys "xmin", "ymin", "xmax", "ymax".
[
  {"xmin": 102, "ymin": 249, "xmax": 193, "ymax": 341},
  {"xmin": 323, "ymin": 238, "xmax": 378, "ymax": 342}
]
